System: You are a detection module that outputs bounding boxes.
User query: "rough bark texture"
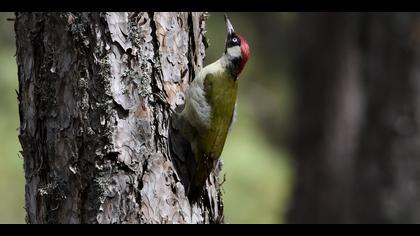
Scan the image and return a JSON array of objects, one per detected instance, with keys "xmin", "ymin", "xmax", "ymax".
[
  {"xmin": 16, "ymin": 12, "xmax": 224, "ymax": 224},
  {"xmin": 288, "ymin": 12, "xmax": 420, "ymax": 224}
]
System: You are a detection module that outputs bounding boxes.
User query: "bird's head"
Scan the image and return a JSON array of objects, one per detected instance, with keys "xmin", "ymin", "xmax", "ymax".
[{"xmin": 224, "ymin": 15, "xmax": 250, "ymax": 77}]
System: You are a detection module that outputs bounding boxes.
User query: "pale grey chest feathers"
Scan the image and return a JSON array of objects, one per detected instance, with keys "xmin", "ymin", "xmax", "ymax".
[{"xmin": 181, "ymin": 79, "xmax": 212, "ymax": 129}]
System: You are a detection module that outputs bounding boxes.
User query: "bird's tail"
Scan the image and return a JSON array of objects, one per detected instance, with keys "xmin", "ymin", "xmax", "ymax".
[
  {"xmin": 169, "ymin": 113, "xmax": 219, "ymax": 202},
  {"xmin": 187, "ymin": 156, "xmax": 217, "ymax": 202}
]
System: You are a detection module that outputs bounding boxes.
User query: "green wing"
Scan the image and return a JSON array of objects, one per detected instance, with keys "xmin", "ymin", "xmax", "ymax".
[
  {"xmin": 197, "ymin": 71, "xmax": 238, "ymax": 160},
  {"xmin": 187, "ymin": 69, "xmax": 238, "ymax": 200}
]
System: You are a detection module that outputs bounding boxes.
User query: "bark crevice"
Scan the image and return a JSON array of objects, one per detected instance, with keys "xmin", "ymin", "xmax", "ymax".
[{"xmin": 16, "ymin": 12, "xmax": 223, "ymax": 224}]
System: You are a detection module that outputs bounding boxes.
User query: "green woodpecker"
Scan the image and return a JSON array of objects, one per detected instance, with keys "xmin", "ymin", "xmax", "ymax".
[{"xmin": 175, "ymin": 15, "xmax": 250, "ymax": 200}]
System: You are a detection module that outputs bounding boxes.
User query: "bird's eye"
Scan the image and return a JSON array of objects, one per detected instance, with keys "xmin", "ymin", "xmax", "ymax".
[{"xmin": 232, "ymin": 37, "xmax": 238, "ymax": 43}]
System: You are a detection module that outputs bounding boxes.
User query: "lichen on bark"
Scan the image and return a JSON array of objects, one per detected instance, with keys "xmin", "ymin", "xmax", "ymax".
[{"xmin": 16, "ymin": 12, "xmax": 223, "ymax": 224}]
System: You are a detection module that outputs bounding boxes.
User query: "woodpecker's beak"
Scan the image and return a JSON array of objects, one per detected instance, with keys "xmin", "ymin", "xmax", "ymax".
[{"xmin": 225, "ymin": 15, "xmax": 235, "ymax": 35}]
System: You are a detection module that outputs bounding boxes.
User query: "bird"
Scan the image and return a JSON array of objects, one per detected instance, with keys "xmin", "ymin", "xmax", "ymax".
[{"xmin": 171, "ymin": 15, "xmax": 250, "ymax": 201}]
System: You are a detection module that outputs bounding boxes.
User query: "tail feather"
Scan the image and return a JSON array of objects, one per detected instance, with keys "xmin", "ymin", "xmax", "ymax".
[
  {"xmin": 169, "ymin": 112, "xmax": 219, "ymax": 202},
  {"xmin": 187, "ymin": 156, "xmax": 217, "ymax": 201}
]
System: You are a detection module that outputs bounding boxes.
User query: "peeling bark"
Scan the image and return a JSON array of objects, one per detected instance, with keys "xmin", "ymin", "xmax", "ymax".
[{"xmin": 16, "ymin": 12, "xmax": 223, "ymax": 224}]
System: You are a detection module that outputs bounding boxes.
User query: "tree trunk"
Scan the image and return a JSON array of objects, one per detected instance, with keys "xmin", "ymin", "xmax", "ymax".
[
  {"xmin": 288, "ymin": 12, "xmax": 420, "ymax": 224},
  {"xmin": 16, "ymin": 12, "xmax": 224, "ymax": 224}
]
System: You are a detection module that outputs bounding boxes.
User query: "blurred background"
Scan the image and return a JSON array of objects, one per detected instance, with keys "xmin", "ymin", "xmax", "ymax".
[
  {"xmin": 0, "ymin": 12, "xmax": 25, "ymax": 223},
  {"xmin": 2, "ymin": 12, "xmax": 420, "ymax": 224}
]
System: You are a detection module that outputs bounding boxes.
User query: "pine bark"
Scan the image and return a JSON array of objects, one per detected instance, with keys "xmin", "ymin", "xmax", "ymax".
[{"xmin": 16, "ymin": 12, "xmax": 223, "ymax": 224}]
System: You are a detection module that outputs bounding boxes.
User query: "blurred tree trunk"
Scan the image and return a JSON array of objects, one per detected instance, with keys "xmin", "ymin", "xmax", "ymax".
[
  {"xmin": 289, "ymin": 12, "xmax": 420, "ymax": 223},
  {"xmin": 15, "ymin": 12, "xmax": 223, "ymax": 224}
]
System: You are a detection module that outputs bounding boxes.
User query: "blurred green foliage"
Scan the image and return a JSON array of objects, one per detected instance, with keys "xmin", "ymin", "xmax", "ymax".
[
  {"xmin": 0, "ymin": 12, "xmax": 294, "ymax": 224},
  {"xmin": 0, "ymin": 12, "xmax": 26, "ymax": 223}
]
